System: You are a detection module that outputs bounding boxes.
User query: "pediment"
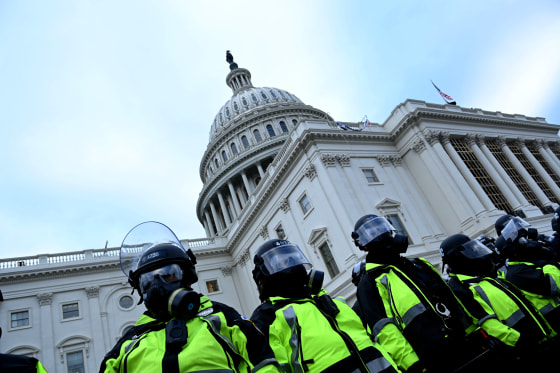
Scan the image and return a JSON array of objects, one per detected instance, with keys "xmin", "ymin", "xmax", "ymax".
[
  {"xmin": 376, "ymin": 198, "xmax": 401, "ymax": 211},
  {"xmin": 307, "ymin": 227, "xmax": 327, "ymax": 246}
]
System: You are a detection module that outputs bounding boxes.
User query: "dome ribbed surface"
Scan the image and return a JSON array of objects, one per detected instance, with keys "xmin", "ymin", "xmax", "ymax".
[{"xmin": 209, "ymin": 86, "xmax": 302, "ymax": 142}]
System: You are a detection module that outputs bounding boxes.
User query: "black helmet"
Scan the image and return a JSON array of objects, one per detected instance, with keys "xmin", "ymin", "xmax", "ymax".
[
  {"xmin": 253, "ymin": 239, "xmax": 313, "ymax": 301},
  {"xmin": 440, "ymin": 234, "xmax": 495, "ymax": 276},
  {"xmin": 351, "ymin": 259, "xmax": 366, "ymax": 287},
  {"xmin": 352, "ymin": 214, "xmax": 408, "ymax": 255},
  {"xmin": 120, "ymin": 221, "xmax": 198, "ymax": 290},
  {"xmin": 495, "ymin": 214, "xmax": 513, "ymax": 236},
  {"xmin": 352, "ymin": 215, "xmax": 394, "ymax": 248},
  {"xmin": 552, "ymin": 207, "xmax": 560, "ymax": 233}
]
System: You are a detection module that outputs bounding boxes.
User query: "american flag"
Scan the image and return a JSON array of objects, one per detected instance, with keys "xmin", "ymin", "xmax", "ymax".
[{"xmin": 431, "ymin": 80, "xmax": 456, "ymax": 105}]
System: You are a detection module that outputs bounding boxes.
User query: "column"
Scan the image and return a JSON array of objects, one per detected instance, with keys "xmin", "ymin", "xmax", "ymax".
[
  {"xmin": 241, "ymin": 171, "xmax": 253, "ymax": 195},
  {"xmin": 426, "ymin": 130, "xmax": 486, "ymax": 215},
  {"xmin": 227, "ymin": 181, "xmax": 242, "ymax": 215},
  {"xmin": 441, "ymin": 133, "xmax": 495, "ymax": 211},
  {"xmin": 204, "ymin": 211, "xmax": 215, "ymax": 236},
  {"xmin": 520, "ymin": 140, "xmax": 560, "ymax": 201},
  {"xmin": 468, "ymin": 135, "xmax": 524, "ymax": 210},
  {"xmin": 217, "ymin": 191, "xmax": 231, "ymax": 226},
  {"xmin": 498, "ymin": 137, "xmax": 552, "ymax": 207},
  {"xmin": 85, "ymin": 286, "xmax": 103, "ymax": 373},
  {"xmin": 536, "ymin": 140, "xmax": 560, "ymax": 177},
  {"xmin": 37, "ymin": 293, "xmax": 55, "ymax": 371},
  {"xmin": 256, "ymin": 162, "xmax": 265, "ymax": 178},
  {"xmin": 545, "ymin": 141, "xmax": 560, "ymax": 169},
  {"xmin": 209, "ymin": 201, "xmax": 223, "ymax": 234}
]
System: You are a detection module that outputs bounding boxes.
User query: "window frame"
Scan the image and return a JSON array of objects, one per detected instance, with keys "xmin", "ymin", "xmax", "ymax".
[
  {"xmin": 317, "ymin": 241, "xmax": 340, "ymax": 278},
  {"xmin": 61, "ymin": 301, "xmax": 81, "ymax": 321},
  {"xmin": 298, "ymin": 193, "xmax": 313, "ymax": 216},
  {"xmin": 205, "ymin": 279, "xmax": 222, "ymax": 294},
  {"xmin": 362, "ymin": 168, "xmax": 380, "ymax": 183},
  {"xmin": 10, "ymin": 309, "xmax": 31, "ymax": 330}
]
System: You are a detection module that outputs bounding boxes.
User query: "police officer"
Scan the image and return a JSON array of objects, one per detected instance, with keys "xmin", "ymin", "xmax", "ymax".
[
  {"xmin": 494, "ymin": 216, "xmax": 560, "ymax": 334},
  {"xmin": 100, "ymin": 221, "xmax": 280, "ymax": 373},
  {"xmin": 440, "ymin": 233, "xmax": 555, "ymax": 370},
  {"xmin": 351, "ymin": 259, "xmax": 367, "ymax": 320},
  {"xmin": 0, "ymin": 291, "xmax": 49, "ymax": 372},
  {"xmin": 351, "ymin": 214, "xmax": 490, "ymax": 373},
  {"xmin": 250, "ymin": 239, "xmax": 399, "ymax": 373}
]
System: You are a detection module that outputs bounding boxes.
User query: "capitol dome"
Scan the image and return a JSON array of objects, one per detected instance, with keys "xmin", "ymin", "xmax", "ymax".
[{"xmin": 210, "ymin": 85, "xmax": 304, "ymax": 142}]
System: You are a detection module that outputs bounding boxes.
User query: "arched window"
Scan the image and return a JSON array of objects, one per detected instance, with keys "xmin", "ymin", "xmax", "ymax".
[
  {"xmin": 215, "ymin": 158, "xmax": 220, "ymax": 168},
  {"xmin": 242, "ymin": 135, "xmax": 249, "ymax": 149},
  {"xmin": 266, "ymin": 125, "xmax": 276, "ymax": 137},
  {"xmin": 279, "ymin": 121, "xmax": 288, "ymax": 133},
  {"xmin": 251, "ymin": 94, "xmax": 258, "ymax": 103},
  {"xmin": 270, "ymin": 90, "xmax": 277, "ymax": 98},
  {"xmin": 261, "ymin": 92, "xmax": 268, "ymax": 99},
  {"xmin": 292, "ymin": 119, "xmax": 298, "ymax": 126},
  {"xmin": 231, "ymin": 142, "xmax": 238, "ymax": 155},
  {"xmin": 242, "ymin": 97, "xmax": 248, "ymax": 106},
  {"xmin": 222, "ymin": 150, "xmax": 228, "ymax": 162},
  {"xmin": 225, "ymin": 107, "xmax": 230, "ymax": 117},
  {"xmin": 254, "ymin": 129, "xmax": 262, "ymax": 143},
  {"xmin": 233, "ymin": 101, "xmax": 239, "ymax": 111}
]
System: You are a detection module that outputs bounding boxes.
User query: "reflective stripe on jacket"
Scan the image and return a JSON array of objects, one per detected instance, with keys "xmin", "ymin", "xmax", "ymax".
[
  {"xmin": 102, "ymin": 296, "xmax": 280, "ymax": 373},
  {"xmin": 265, "ymin": 293, "xmax": 398, "ymax": 373}
]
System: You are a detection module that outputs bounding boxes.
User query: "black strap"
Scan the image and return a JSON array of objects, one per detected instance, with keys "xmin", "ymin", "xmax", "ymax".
[{"xmin": 162, "ymin": 319, "xmax": 189, "ymax": 373}]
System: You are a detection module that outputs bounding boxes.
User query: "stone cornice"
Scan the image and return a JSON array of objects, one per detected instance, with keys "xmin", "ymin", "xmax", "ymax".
[{"xmin": 0, "ymin": 261, "xmax": 121, "ymax": 284}]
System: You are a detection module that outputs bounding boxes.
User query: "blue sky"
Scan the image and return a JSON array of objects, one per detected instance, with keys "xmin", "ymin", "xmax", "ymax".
[{"xmin": 1, "ymin": 1, "xmax": 559, "ymax": 258}]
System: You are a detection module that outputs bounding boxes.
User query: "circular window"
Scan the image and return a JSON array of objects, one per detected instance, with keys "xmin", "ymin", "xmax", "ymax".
[{"xmin": 119, "ymin": 295, "xmax": 134, "ymax": 310}]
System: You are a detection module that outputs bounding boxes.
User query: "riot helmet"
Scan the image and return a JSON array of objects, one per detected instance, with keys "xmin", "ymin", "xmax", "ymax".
[
  {"xmin": 120, "ymin": 221, "xmax": 199, "ymax": 319},
  {"xmin": 351, "ymin": 214, "xmax": 408, "ymax": 255},
  {"xmin": 440, "ymin": 234, "xmax": 496, "ymax": 276},
  {"xmin": 351, "ymin": 259, "xmax": 366, "ymax": 287},
  {"xmin": 252, "ymin": 239, "xmax": 321, "ymax": 301},
  {"xmin": 494, "ymin": 214, "xmax": 513, "ymax": 236},
  {"xmin": 552, "ymin": 207, "xmax": 560, "ymax": 233}
]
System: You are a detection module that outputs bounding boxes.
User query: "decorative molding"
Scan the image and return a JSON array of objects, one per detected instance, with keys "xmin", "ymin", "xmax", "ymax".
[
  {"xmin": 320, "ymin": 154, "xmax": 337, "ymax": 168},
  {"xmin": 390, "ymin": 155, "xmax": 403, "ymax": 167},
  {"xmin": 259, "ymin": 226, "xmax": 269, "ymax": 240},
  {"xmin": 465, "ymin": 134, "xmax": 478, "ymax": 147},
  {"xmin": 37, "ymin": 293, "xmax": 53, "ymax": 306},
  {"xmin": 514, "ymin": 137, "xmax": 526, "ymax": 149},
  {"xmin": 440, "ymin": 131, "xmax": 451, "ymax": 146},
  {"xmin": 85, "ymin": 286, "xmax": 99, "ymax": 299},
  {"xmin": 336, "ymin": 154, "xmax": 351, "ymax": 167},
  {"xmin": 279, "ymin": 197, "xmax": 290, "ymax": 213},
  {"xmin": 424, "ymin": 129, "xmax": 440, "ymax": 146},
  {"xmin": 377, "ymin": 155, "xmax": 392, "ymax": 167},
  {"xmin": 412, "ymin": 140, "xmax": 426, "ymax": 153},
  {"xmin": 534, "ymin": 139, "xmax": 545, "ymax": 151},
  {"xmin": 496, "ymin": 136, "xmax": 507, "ymax": 148},
  {"xmin": 303, "ymin": 164, "xmax": 317, "ymax": 180},
  {"xmin": 220, "ymin": 265, "xmax": 233, "ymax": 277}
]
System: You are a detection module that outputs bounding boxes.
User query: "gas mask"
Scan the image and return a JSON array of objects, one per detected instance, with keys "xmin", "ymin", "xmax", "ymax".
[{"xmin": 140, "ymin": 263, "xmax": 200, "ymax": 320}]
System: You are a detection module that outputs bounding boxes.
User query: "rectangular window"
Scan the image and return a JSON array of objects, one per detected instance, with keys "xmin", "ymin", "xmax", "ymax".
[
  {"xmin": 11, "ymin": 310, "xmax": 29, "ymax": 328},
  {"xmin": 67, "ymin": 351, "xmax": 85, "ymax": 373},
  {"xmin": 62, "ymin": 303, "xmax": 79, "ymax": 319},
  {"xmin": 206, "ymin": 280, "xmax": 220, "ymax": 293},
  {"xmin": 362, "ymin": 169, "xmax": 379, "ymax": 183},
  {"xmin": 318, "ymin": 242, "xmax": 340, "ymax": 278},
  {"xmin": 276, "ymin": 225, "xmax": 286, "ymax": 239},
  {"xmin": 386, "ymin": 214, "xmax": 412, "ymax": 244},
  {"xmin": 298, "ymin": 194, "xmax": 312, "ymax": 214}
]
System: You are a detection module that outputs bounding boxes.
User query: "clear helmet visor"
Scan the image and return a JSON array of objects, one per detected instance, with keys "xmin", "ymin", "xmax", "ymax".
[
  {"xmin": 461, "ymin": 239, "xmax": 494, "ymax": 259},
  {"xmin": 261, "ymin": 244, "xmax": 311, "ymax": 275},
  {"xmin": 500, "ymin": 217, "xmax": 530, "ymax": 242},
  {"xmin": 355, "ymin": 217, "xmax": 395, "ymax": 246},
  {"xmin": 139, "ymin": 263, "xmax": 183, "ymax": 293},
  {"xmin": 120, "ymin": 221, "xmax": 185, "ymax": 281}
]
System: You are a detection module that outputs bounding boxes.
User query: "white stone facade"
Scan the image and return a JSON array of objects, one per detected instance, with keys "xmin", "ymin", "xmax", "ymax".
[{"xmin": 1, "ymin": 58, "xmax": 559, "ymax": 373}]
